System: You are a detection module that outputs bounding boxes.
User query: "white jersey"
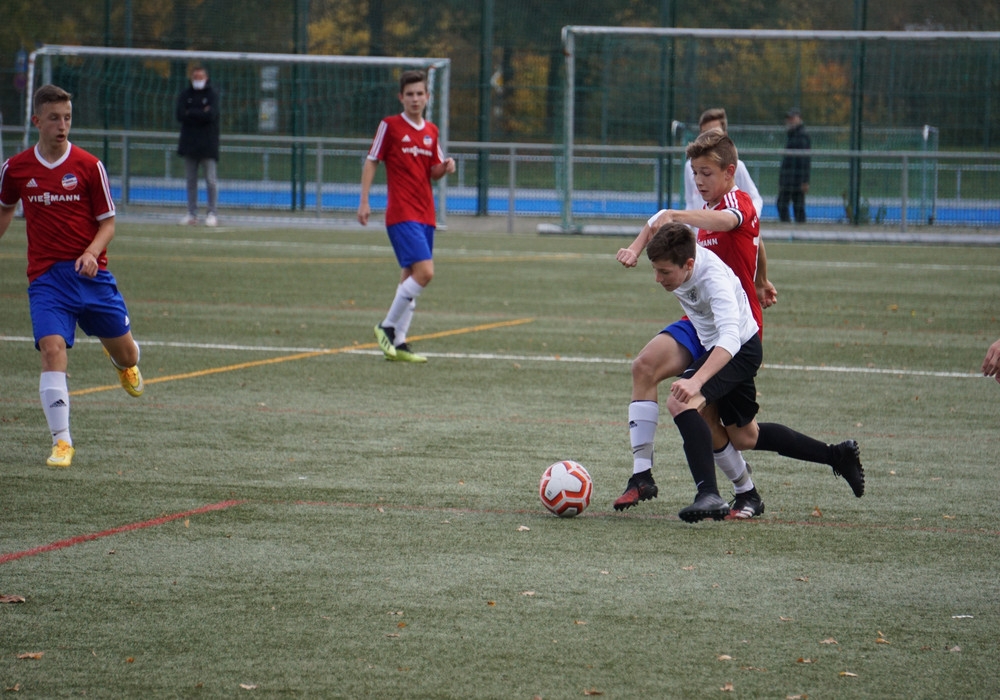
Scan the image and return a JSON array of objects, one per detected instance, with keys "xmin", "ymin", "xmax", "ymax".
[
  {"xmin": 672, "ymin": 245, "xmax": 759, "ymax": 358},
  {"xmin": 684, "ymin": 158, "xmax": 763, "ymax": 216}
]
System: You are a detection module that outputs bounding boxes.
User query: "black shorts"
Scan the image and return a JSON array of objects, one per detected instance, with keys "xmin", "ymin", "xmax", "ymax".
[{"xmin": 682, "ymin": 335, "xmax": 762, "ymax": 428}]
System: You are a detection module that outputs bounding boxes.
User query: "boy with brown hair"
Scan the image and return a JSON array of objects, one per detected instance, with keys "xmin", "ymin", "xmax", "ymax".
[
  {"xmin": 358, "ymin": 70, "xmax": 456, "ymax": 363},
  {"xmin": 615, "ymin": 130, "xmax": 863, "ymax": 520},
  {"xmin": 0, "ymin": 84, "xmax": 144, "ymax": 468}
]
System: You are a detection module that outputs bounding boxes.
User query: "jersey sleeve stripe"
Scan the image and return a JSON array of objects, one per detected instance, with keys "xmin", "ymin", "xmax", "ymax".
[
  {"xmin": 368, "ymin": 120, "xmax": 388, "ymax": 160},
  {"xmin": 0, "ymin": 160, "xmax": 13, "ymax": 207},
  {"xmin": 96, "ymin": 160, "xmax": 116, "ymax": 215}
]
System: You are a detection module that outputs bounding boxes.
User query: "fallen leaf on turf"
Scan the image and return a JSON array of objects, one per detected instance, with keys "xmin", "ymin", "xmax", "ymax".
[
  {"xmin": 126, "ymin": 657, "xmax": 134, "ymax": 663},
  {"xmin": 682, "ymin": 565, "xmax": 696, "ymax": 571},
  {"xmin": 948, "ymin": 645, "xmax": 961, "ymax": 653},
  {"xmin": 16, "ymin": 652, "xmax": 43, "ymax": 660},
  {"xmin": 717, "ymin": 654, "xmax": 733, "ymax": 661},
  {"xmin": 0, "ymin": 595, "xmax": 25, "ymax": 604},
  {"xmin": 239, "ymin": 683, "xmax": 257, "ymax": 690},
  {"xmin": 397, "ymin": 622, "xmax": 406, "ymax": 629},
  {"xmin": 487, "ymin": 601, "xmax": 496, "ymax": 606},
  {"xmin": 6, "ymin": 683, "xmax": 21, "ymax": 692},
  {"xmin": 521, "ymin": 591, "xmax": 536, "ymax": 596},
  {"xmin": 741, "ymin": 666, "xmax": 767, "ymax": 672},
  {"xmin": 786, "ymin": 694, "xmax": 808, "ymax": 699},
  {"xmin": 517, "ymin": 525, "xmax": 531, "ymax": 532},
  {"xmin": 839, "ymin": 671, "xmax": 858, "ymax": 678},
  {"xmin": 952, "ymin": 615, "xmax": 974, "ymax": 619},
  {"xmin": 583, "ymin": 690, "xmax": 603, "ymax": 696},
  {"xmin": 811, "ymin": 506, "xmax": 823, "ymax": 518},
  {"xmin": 797, "ymin": 658, "xmax": 816, "ymax": 664},
  {"xmin": 574, "ymin": 620, "xmax": 587, "ymax": 625},
  {"xmin": 820, "ymin": 638, "xmax": 838, "ymax": 645},
  {"xmin": 795, "ymin": 576, "xmax": 809, "ymax": 583},
  {"xmin": 779, "ymin": 616, "xmax": 794, "ymax": 622},
  {"xmin": 875, "ymin": 631, "xmax": 890, "ymax": 644},
  {"xmin": 721, "ymin": 682, "xmax": 734, "ymax": 692},
  {"xmin": 943, "ymin": 515, "xmax": 955, "ymax": 520},
  {"xmin": 184, "ymin": 519, "xmax": 190, "ymax": 528},
  {"xmin": 385, "ymin": 633, "xmax": 400, "ymax": 638}
]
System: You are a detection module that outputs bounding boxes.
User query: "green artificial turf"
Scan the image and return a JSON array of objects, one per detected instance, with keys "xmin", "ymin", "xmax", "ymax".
[{"xmin": 1, "ymin": 221, "xmax": 998, "ymax": 698}]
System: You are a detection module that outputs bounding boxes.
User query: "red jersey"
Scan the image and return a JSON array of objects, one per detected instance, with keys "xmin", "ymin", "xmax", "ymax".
[
  {"xmin": 0, "ymin": 143, "xmax": 115, "ymax": 282},
  {"xmin": 366, "ymin": 114, "xmax": 444, "ymax": 227},
  {"xmin": 696, "ymin": 188, "xmax": 763, "ymax": 335}
]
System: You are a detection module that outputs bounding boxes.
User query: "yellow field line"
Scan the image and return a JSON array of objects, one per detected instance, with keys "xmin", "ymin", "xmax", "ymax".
[{"xmin": 70, "ymin": 317, "xmax": 535, "ymax": 396}]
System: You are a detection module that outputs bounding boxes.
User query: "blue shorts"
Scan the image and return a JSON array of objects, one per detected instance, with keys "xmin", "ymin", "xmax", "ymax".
[
  {"xmin": 386, "ymin": 221, "xmax": 435, "ymax": 269},
  {"xmin": 661, "ymin": 318, "xmax": 706, "ymax": 363},
  {"xmin": 28, "ymin": 261, "xmax": 133, "ymax": 350}
]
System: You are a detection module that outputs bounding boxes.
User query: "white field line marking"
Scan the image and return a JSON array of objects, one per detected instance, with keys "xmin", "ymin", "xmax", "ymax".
[
  {"xmin": 0, "ymin": 335, "xmax": 983, "ymax": 379},
  {"xmin": 117, "ymin": 236, "xmax": 1000, "ymax": 272}
]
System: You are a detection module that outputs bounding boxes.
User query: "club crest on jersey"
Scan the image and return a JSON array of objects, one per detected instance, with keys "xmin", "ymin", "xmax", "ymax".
[
  {"xmin": 61, "ymin": 173, "xmax": 78, "ymax": 191},
  {"xmin": 423, "ymin": 135, "xmax": 433, "ymax": 147},
  {"xmin": 686, "ymin": 289, "xmax": 699, "ymax": 303}
]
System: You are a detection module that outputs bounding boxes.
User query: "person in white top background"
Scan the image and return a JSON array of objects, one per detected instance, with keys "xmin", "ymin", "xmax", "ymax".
[{"xmin": 683, "ymin": 107, "xmax": 763, "ymax": 216}]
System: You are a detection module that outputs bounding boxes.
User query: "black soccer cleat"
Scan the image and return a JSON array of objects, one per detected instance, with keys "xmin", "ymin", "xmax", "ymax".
[
  {"xmin": 613, "ymin": 470, "xmax": 658, "ymax": 511},
  {"xmin": 678, "ymin": 491, "xmax": 731, "ymax": 523},
  {"xmin": 830, "ymin": 439, "xmax": 865, "ymax": 497},
  {"xmin": 725, "ymin": 487, "xmax": 765, "ymax": 520}
]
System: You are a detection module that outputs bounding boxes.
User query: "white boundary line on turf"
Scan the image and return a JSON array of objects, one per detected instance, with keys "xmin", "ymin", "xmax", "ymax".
[
  {"xmin": 112, "ymin": 236, "xmax": 1000, "ymax": 273},
  {"xmin": 0, "ymin": 335, "xmax": 983, "ymax": 380}
]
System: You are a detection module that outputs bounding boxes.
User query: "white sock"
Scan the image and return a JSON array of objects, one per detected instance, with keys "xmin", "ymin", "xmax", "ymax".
[
  {"xmin": 394, "ymin": 299, "xmax": 417, "ymax": 345},
  {"xmin": 715, "ymin": 442, "xmax": 754, "ymax": 493},
  {"xmin": 628, "ymin": 400, "xmax": 659, "ymax": 474},
  {"xmin": 40, "ymin": 371, "xmax": 71, "ymax": 446},
  {"xmin": 383, "ymin": 277, "xmax": 424, "ymax": 331}
]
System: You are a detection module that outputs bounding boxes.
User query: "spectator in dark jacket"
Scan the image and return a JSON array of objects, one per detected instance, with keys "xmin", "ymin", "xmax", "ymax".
[
  {"xmin": 776, "ymin": 108, "xmax": 811, "ymax": 223},
  {"xmin": 176, "ymin": 65, "xmax": 220, "ymax": 226}
]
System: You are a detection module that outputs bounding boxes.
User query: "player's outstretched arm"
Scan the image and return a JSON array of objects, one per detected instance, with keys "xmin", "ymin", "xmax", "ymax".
[
  {"xmin": 0, "ymin": 205, "xmax": 15, "ymax": 239},
  {"xmin": 755, "ymin": 239, "xmax": 777, "ymax": 309},
  {"xmin": 983, "ymin": 338, "xmax": 1000, "ymax": 383},
  {"xmin": 617, "ymin": 224, "xmax": 654, "ymax": 268},
  {"xmin": 357, "ymin": 159, "xmax": 378, "ymax": 226},
  {"xmin": 430, "ymin": 157, "xmax": 456, "ymax": 181}
]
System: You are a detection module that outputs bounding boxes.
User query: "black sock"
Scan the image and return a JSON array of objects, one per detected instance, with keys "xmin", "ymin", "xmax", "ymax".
[
  {"xmin": 674, "ymin": 409, "xmax": 718, "ymax": 495},
  {"xmin": 754, "ymin": 422, "xmax": 832, "ymax": 465}
]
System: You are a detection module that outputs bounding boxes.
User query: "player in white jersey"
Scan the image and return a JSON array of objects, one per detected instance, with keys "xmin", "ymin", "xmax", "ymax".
[
  {"xmin": 640, "ymin": 223, "xmax": 864, "ymax": 523},
  {"xmin": 683, "ymin": 108, "xmax": 764, "ymax": 216}
]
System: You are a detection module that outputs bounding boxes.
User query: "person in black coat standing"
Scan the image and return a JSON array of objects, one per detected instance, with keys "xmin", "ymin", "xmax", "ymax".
[
  {"xmin": 176, "ymin": 65, "xmax": 220, "ymax": 226},
  {"xmin": 776, "ymin": 108, "xmax": 811, "ymax": 224}
]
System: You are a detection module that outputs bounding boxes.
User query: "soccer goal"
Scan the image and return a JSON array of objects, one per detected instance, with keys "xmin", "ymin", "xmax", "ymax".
[
  {"xmin": 23, "ymin": 45, "xmax": 451, "ymax": 222},
  {"xmin": 556, "ymin": 27, "xmax": 1000, "ymax": 232}
]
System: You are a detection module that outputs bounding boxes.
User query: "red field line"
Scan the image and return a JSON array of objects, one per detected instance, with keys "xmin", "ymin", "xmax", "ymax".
[
  {"xmin": 4, "ymin": 498, "xmax": 995, "ymax": 568},
  {"xmin": 0, "ymin": 499, "xmax": 246, "ymax": 565}
]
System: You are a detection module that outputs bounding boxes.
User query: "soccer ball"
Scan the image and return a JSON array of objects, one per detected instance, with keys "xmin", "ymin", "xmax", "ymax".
[{"xmin": 539, "ymin": 460, "xmax": 593, "ymax": 517}]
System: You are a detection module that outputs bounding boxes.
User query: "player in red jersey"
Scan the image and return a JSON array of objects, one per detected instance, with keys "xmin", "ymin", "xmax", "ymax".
[
  {"xmin": 0, "ymin": 84, "xmax": 144, "ymax": 468},
  {"xmin": 612, "ymin": 129, "xmax": 863, "ymax": 517},
  {"xmin": 357, "ymin": 70, "xmax": 455, "ymax": 363}
]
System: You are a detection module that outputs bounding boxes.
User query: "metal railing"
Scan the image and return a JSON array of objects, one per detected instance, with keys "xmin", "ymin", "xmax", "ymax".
[{"xmin": 4, "ymin": 125, "xmax": 999, "ymax": 231}]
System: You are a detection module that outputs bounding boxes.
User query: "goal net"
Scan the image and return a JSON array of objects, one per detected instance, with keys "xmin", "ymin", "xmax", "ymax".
[
  {"xmin": 558, "ymin": 27, "xmax": 1000, "ymax": 230},
  {"xmin": 23, "ymin": 45, "xmax": 450, "ymax": 221}
]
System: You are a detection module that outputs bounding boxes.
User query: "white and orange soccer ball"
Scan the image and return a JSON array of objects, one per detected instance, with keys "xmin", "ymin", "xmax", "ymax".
[{"xmin": 539, "ymin": 460, "xmax": 593, "ymax": 517}]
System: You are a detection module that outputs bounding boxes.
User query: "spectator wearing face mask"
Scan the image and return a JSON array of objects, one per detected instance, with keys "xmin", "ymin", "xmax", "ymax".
[{"xmin": 176, "ymin": 65, "xmax": 220, "ymax": 226}]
